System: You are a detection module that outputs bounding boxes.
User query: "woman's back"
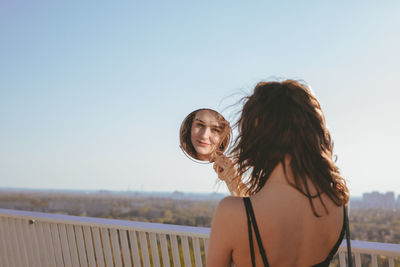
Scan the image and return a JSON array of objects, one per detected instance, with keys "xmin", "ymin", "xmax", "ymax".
[
  {"xmin": 206, "ymin": 80, "xmax": 349, "ymax": 267},
  {"xmin": 207, "ymin": 160, "xmax": 344, "ymax": 267}
]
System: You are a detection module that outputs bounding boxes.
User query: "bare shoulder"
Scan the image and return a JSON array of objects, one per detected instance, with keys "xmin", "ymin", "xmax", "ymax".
[
  {"xmin": 216, "ymin": 196, "xmax": 244, "ymax": 217},
  {"xmin": 211, "ymin": 196, "xmax": 246, "ymax": 232},
  {"xmin": 219, "ymin": 195, "xmax": 243, "ymax": 206},
  {"xmin": 207, "ymin": 196, "xmax": 246, "ymax": 267},
  {"xmin": 212, "ymin": 196, "xmax": 246, "ymax": 236}
]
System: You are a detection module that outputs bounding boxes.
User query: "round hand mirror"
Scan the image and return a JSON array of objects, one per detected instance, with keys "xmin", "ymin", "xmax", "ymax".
[{"xmin": 179, "ymin": 108, "xmax": 231, "ymax": 162}]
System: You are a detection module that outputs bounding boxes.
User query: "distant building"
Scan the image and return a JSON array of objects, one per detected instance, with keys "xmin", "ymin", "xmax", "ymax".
[{"xmin": 352, "ymin": 191, "xmax": 397, "ymax": 209}]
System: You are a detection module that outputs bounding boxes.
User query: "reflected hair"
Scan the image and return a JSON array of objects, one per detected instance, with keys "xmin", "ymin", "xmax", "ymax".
[{"xmin": 230, "ymin": 80, "xmax": 349, "ymax": 216}]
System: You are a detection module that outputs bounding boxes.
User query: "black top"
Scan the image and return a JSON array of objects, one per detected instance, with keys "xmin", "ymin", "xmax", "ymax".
[{"xmin": 243, "ymin": 197, "xmax": 347, "ymax": 267}]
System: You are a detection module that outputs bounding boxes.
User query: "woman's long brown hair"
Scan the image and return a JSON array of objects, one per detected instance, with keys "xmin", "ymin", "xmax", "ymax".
[{"xmin": 230, "ymin": 80, "xmax": 349, "ymax": 216}]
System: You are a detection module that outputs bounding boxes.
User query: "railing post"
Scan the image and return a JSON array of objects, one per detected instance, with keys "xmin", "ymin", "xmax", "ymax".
[
  {"xmin": 110, "ymin": 228, "xmax": 123, "ymax": 267},
  {"xmin": 128, "ymin": 230, "xmax": 141, "ymax": 267},
  {"xmin": 192, "ymin": 237, "xmax": 203, "ymax": 267},
  {"xmin": 371, "ymin": 255, "xmax": 378, "ymax": 267},
  {"xmin": 0, "ymin": 218, "xmax": 10, "ymax": 267},
  {"xmin": 139, "ymin": 231, "xmax": 151, "ymax": 266},
  {"xmin": 160, "ymin": 233, "xmax": 171, "ymax": 267},
  {"xmin": 92, "ymin": 227, "xmax": 106, "ymax": 267},
  {"xmin": 339, "ymin": 251, "xmax": 346, "ymax": 267},
  {"xmin": 100, "ymin": 228, "xmax": 113, "ymax": 267},
  {"xmin": 170, "ymin": 234, "xmax": 181, "ymax": 267},
  {"xmin": 181, "ymin": 235, "xmax": 192, "ymax": 267},
  {"xmin": 389, "ymin": 257, "xmax": 395, "ymax": 267},
  {"xmin": 120, "ymin": 229, "xmax": 133, "ymax": 267},
  {"xmin": 149, "ymin": 232, "xmax": 161, "ymax": 267}
]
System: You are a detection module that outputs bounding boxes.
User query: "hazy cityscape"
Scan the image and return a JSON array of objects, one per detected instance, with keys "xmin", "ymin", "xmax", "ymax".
[
  {"xmin": 2, "ymin": 187, "xmax": 399, "ymax": 212},
  {"xmin": 351, "ymin": 191, "xmax": 400, "ymax": 210}
]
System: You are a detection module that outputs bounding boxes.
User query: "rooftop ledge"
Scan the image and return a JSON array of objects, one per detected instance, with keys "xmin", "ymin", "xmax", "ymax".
[{"xmin": 1, "ymin": 208, "xmax": 400, "ymax": 267}]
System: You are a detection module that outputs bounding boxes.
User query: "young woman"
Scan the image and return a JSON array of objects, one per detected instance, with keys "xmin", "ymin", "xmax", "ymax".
[{"xmin": 207, "ymin": 80, "xmax": 350, "ymax": 267}]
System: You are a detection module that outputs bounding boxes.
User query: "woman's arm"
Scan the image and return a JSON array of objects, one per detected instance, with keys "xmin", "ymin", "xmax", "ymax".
[{"xmin": 206, "ymin": 196, "xmax": 238, "ymax": 267}]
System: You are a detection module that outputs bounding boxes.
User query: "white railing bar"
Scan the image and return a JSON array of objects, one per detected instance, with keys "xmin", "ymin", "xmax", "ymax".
[
  {"xmin": 21, "ymin": 219, "xmax": 37, "ymax": 267},
  {"xmin": 181, "ymin": 236, "xmax": 192, "ymax": 267},
  {"xmin": 24, "ymin": 220, "xmax": 39, "ymax": 267},
  {"xmin": 160, "ymin": 233, "xmax": 171, "ymax": 267},
  {"xmin": 0, "ymin": 218, "xmax": 10, "ymax": 267},
  {"xmin": 119, "ymin": 229, "xmax": 132, "ymax": 267},
  {"xmin": 203, "ymin": 238, "xmax": 209, "ymax": 258},
  {"xmin": 100, "ymin": 228, "xmax": 114, "ymax": 267},
  {"xmin": 149, "ymin": 232, "xmax": 161, "ymax": 267},
  {"xmin": 30, "ymin": 222, "xmax": 44, "ymax": 267},
  {"xmin": 128, "ymin": 230, "xmax": 142, "ymax": 267},
  {"xmin": 170, "ymin": 234, "xmax": 181, "ymax": 267},
  {"xmin": 389, "ymin": 257, "xmax": 395, "ymax": 267},
  {"xmin": 83, "ymin": 226, "xmax": 97, "ymax": 267},
  {"xmin": 66, "ymin": 224, "xmax": 80, "ymax": 267},
  {"xmin": 9, "ymin": 219, "xmax": 18, "ymax": 267},
  {"xmin": 43, "ymin": 222, "xmax": 57, "ymax": 267},
  {"xmin": 139, "ymin": 231, "xmax": 151, "ymax": 267},
  {"xmin": 338, "ymin": 252, "xmax": 346, "ymax": 267},
  {"xmin": 51, "ymin": 223, "xmax": 65, "ymax": 266},
  {"xmin": 371, "ymin": 254, "xmax": 378, "ymax": 267},
  {"xmin": 14, "ymin": 218, "xmax": 29, "ymax": 266},
  {"xmin": 92, "ymin": 227, "xmax": 106, "ymax": 267},
  {"xmin": 4, "ymin": 218, "xmax": 17, "ymax": 267},
  {"xmin": 75, "ymin": 225, "xmax": 89, "ymax": 267},
  {"xmin": 59, "ymin": 224, "xmax": 73, "ymax": 267},
  {"xmin": 37, "ymin": 222, "xmax": 51, "ymax": 267},
  {"xmin": 354, "ymin": 252, "xmax": 361, "ymax": 267},
  {"xmin": 16, "ymin": 219, "xmax": 31, "ymax": 266},
  {"xmin": 110, "ymin": 228, "xmax": 123, "ymax": 267},
  {"xmin": 192, "ymin": 237, "xmax": 203, "ymax": 267},
  {"xmin": 0, "ymin": 208, "xmax": 210, "ymax": 238}
]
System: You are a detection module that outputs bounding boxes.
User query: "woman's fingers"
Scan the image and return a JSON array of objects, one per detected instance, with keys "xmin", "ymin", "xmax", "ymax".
[
  {"xmin": 213, "ymin": 162, "xmax": 226, "ymax": 181},
  {"xmin": 213, "ymin": 155, "xmax": 237, "ymax": 183}
]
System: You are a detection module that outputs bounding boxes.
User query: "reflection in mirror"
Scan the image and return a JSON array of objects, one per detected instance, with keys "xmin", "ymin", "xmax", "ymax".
[{"xmin": 179, "ymin": 108, "xmax": 231, "ymax": 162}]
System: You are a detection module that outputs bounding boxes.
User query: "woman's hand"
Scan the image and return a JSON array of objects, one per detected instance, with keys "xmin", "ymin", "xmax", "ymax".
[
  {"xmin": 212, "ymin": 155, "xmax": 236, "ymax": 181},
  {"xmin": 212, "ymin": 155, "xmax": 247, "ymax": 196}
]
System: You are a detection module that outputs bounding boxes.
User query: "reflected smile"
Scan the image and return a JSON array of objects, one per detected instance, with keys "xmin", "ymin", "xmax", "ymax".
[{"xmin": 197, "ymin": 140, "xmax": 211, "ymax": 146}]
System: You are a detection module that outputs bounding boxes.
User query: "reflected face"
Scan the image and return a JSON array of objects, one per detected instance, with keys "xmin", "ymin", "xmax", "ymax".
[{"xmin": 190, "ymin": 110, "xmax": 222, "ymax": 161}]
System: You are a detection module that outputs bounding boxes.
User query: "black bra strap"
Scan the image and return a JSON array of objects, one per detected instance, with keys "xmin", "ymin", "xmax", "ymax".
[
  {"xmin": 243, "ymin": 198, "xmax": 352, "ymax": 267},
  {"xmin": 243, "ymin": 197, "xmax": 269, "ymax": 267},
  {"xmin": 244, "ymin": 198, "xmax": 256, "ymax": 267},
  {"xmin": 345, "ymin": 205, "xmax": 353, "ymax": 267}
]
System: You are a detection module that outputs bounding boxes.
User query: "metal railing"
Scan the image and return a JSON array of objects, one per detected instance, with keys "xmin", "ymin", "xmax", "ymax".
[{"xmin": 1, "ymin": 208, "xmax": 400, "ymax": 267}]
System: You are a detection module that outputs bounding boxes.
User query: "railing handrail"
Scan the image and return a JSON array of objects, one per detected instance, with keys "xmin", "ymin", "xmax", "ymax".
[
  {"xmin": 0, "ymin": 208, "xmax": 210, "ymax": 238},
  {"xmin": 338, "ymin": 240, "xmax": 400, "ymax": 257}
]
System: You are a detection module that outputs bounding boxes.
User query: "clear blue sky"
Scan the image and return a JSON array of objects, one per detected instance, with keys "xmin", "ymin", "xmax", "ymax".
[{"xmin": 1, "ymin": 1, "xmax": 399, "ymax": 196}]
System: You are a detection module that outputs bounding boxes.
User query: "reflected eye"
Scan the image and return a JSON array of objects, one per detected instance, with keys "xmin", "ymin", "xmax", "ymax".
[{"xmin": 212, "ymin": 127, "xmax": 221, "ymax": 133}]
